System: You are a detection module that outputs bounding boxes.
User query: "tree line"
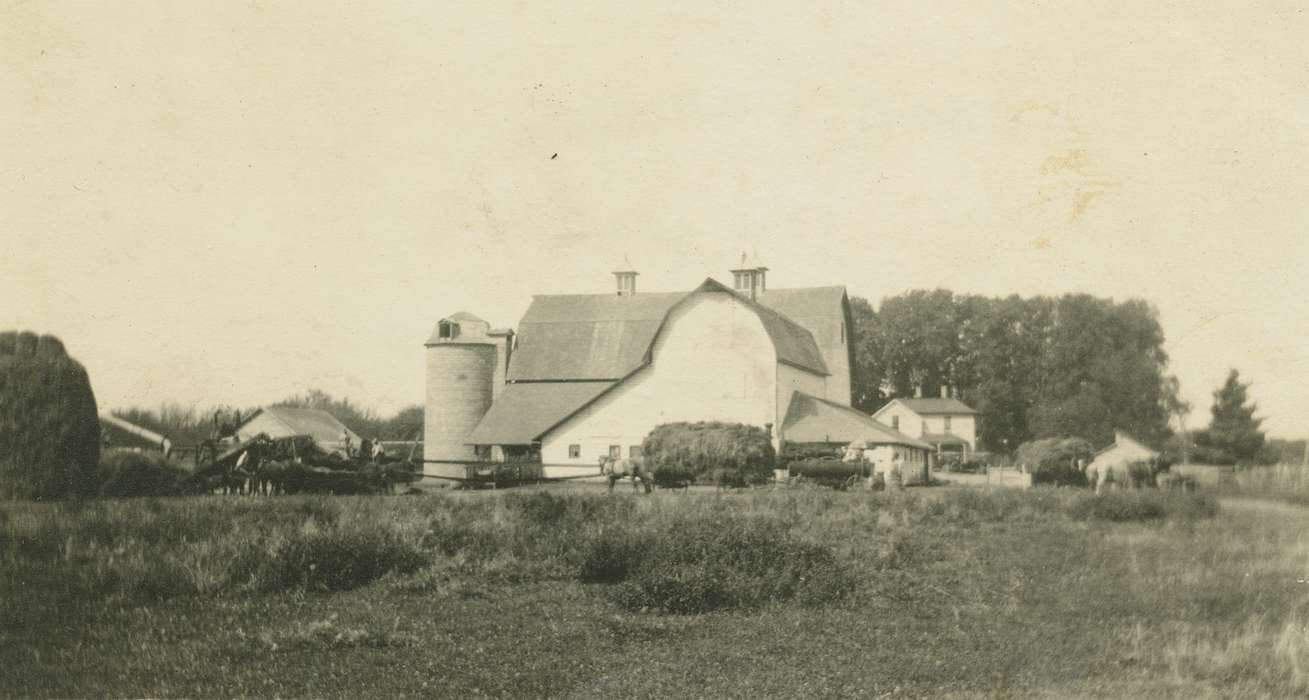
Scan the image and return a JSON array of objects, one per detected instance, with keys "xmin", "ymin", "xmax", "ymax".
[
  {"xmin": 848, "ymin": 289, "xmax": 1186, "ymax": 453},
  {"xmin": 112, "ymin": 390, "xmax": 422, "ymax": 446}
]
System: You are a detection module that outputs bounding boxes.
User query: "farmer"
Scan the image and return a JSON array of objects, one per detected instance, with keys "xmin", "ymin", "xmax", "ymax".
[
  {"xmin": 372, "ymin": 437, "xmax": 385, "ymax": 462},
  {"xmin": 341, "ymin": 429, "xmax": 353, "ymax": 458}
]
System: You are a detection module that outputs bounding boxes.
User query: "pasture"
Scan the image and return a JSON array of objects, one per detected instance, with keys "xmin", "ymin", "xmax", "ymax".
[{"xmin": 2, "ymin": 483, "xmax": 1306, "ymax": 698}]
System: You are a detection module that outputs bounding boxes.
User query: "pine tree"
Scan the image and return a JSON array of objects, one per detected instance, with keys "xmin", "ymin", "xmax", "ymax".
[{"xmin": 1197, "ymin": 369, "xmax": 1265, "ymax": 464}]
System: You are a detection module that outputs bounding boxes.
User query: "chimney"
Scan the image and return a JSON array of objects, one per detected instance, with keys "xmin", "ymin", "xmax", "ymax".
[{"xmin": 613, "ymin": 256, "xmax": 638, "ymax": 297}]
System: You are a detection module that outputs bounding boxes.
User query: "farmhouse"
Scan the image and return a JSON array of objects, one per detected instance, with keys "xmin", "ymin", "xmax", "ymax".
[
  {"xmin": 424, "ymin": 257, "xmax": 924, "ymax": 480},
  {"xmin": 872, "ymin": 397, "xmax": 978, "ymax": 461}
]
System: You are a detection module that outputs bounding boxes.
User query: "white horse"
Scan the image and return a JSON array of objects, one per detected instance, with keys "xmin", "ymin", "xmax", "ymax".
[{"xmin": 598, "ymin": 455, "xmax": 653, "ymax": 494}]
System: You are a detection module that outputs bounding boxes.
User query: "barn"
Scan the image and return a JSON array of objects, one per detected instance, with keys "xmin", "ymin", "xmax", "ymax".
[{"xmin": 424, "ymin": 258, "xmax": 923, "ymax": 481}]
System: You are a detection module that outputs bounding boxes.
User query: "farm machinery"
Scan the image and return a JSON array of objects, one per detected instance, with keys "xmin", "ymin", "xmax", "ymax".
[{"xmin": 189, "ymin": 433, "xmax": 420, "ymax": 496}]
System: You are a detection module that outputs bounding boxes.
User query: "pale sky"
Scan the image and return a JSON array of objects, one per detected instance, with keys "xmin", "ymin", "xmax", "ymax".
[{"xmin": 3, "ymin": 2, "xmax": 1307, "ymax": 437}]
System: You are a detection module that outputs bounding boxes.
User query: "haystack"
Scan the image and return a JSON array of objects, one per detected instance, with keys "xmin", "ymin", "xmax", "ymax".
[{"xmin": 0, "ymin": 331, "xmax": 100, "ymax": 500}]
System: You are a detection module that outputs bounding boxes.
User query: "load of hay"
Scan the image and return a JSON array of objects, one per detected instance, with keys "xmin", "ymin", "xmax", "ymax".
[
  {"xmin": 1016, "ymin": 437, "xmax": 1094, "ymax": 487},
  {"xmin": 0, "ymin": 331, "xmax": 100, "ymax": 500},
  {"xmin": 641, "ymin": 421, "xmax": 775, "ymax": 487}
]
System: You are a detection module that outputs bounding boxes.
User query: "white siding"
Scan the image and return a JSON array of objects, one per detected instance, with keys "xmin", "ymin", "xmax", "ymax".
[
  {"xmin": 540, "ymin": 292, "xmax": 778, "ymax": 467},
  {"xmin": 873, "ymin": 402, "xmax": 977, "ymax": 451},
  {"xmin": 874, "ymin": 402, "xmax": 924, "ymax": 438}
]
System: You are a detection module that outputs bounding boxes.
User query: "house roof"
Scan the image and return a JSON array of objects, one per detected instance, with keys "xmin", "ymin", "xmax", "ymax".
[
  {"xmin": 466, "ymin": 381, "xmax": 616, "ymax": 445},
  {"xmin": 506, "ymin": 278, "xmax": 828, "ymax": 381},
  {"xmin": 921, "ymin": 432, "xmax": 970, "ymax": 446},
  {"xmin": 783, "ymin": 392, "xmax": 932, "ymax": 449},
  {"xmin": 879, "ymin": 397, "xmax": 978, "ymax": 416},
  {"xmin": 238, "ymin": 406, "xmax": 360, "ymax": 446}
]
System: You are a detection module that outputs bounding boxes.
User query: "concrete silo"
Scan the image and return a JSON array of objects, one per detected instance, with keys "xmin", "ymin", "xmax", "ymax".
[{"xmin": 423, "ymin": 312, "xmax": 512, "ymax": 481}]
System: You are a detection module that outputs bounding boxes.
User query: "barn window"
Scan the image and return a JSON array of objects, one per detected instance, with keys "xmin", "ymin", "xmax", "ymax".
[
  {"xmin": 438, "ymin": 320, "xmax": 459, "ymax": 339},
  {"xmin": 629, "ymin": 445, "xmax": 642, "ymax": 459},
  {"xmin": 891, "ymin": 415, "xmax": 900, "ymax": 431},
  {"xmin": 608, "ymin": 445, "xmax": 621, "ymax": 459},
  {"xmin": 568, "ymin": 444, "xmax": 580, "ymax": 458}
]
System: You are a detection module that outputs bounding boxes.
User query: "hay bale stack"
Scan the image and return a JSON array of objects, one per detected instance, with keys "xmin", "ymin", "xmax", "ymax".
[
  {"xmin": 642, "ymin": 421, "xmax": 775, "ymax": 486},
  {"xmin": 0, "ymin": 331, "xmax": 100, "ymax": 500}
]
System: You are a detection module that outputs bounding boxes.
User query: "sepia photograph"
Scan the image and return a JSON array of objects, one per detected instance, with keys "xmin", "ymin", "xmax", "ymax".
[{"xmin": 3, "ymin": 2, "xmax": 1307, "ymax": 697}]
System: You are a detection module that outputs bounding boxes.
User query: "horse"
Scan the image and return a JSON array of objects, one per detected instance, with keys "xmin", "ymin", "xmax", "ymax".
[
  {"xmin": 1083, "ymin": 456, "xmax": 1160, "ymax": 494},
  {"xmin": 598, "ymin": 455, "xmax": 653, "ymax": 494}
]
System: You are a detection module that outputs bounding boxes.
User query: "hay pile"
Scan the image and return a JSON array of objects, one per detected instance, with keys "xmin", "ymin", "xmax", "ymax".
[
  {"xmin": 642, "ymin": 421, "xmax": 775, "ymax": 486},
  {"xmin": 0, "ymin": 331, "xmax": 100, "ymax": 500}
]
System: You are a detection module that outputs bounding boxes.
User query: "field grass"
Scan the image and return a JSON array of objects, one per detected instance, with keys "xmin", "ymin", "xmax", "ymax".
[
  {"xmin": 1211, "ymin": 463, "xmax": 1309, "ymax": 507},
  {"xmin": 1, "ymin": 485, "xmax": 1305, "ymax": 698}
]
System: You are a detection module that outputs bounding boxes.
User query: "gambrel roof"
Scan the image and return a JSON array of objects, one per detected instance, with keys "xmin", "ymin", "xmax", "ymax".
[{"xmin": 506, "ymin": 278, "xmax": 830, "ymax": 381}]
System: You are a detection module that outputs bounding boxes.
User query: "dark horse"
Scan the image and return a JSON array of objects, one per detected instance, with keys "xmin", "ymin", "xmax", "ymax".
[{"xmin": 598, "ymin": 455, "xmax": 653, "ymax": 494}]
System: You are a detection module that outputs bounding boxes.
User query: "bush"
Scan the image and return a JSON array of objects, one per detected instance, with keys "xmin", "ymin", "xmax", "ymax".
[
  {"xmin": 97, "ymin": 452, "xmax": 188, "ymax": 498},
  {"xmin": 261, "ymin": 528, "xmax": 429, "ymax": 592},
  {"xmin": 582, "ymin": 515, "xmax": 854, "ymax": 614},
  {"xmin": 1065, "ymin": 491, "xmax": 1218, "ymax": 522},
  {"xmin": 1017, "ymin": 437, "xmax": 1093, "ymax": 487},
  {"xmin": 642, "ymin": 421, "xmax": 775, "ymax": 487},
  {"xmin": 0, "ymin": 331, "xmax": 100, "ymax": 500}
]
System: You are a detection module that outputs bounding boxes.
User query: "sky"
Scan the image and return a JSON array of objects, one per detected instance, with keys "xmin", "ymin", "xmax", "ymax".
[{"xmin": 3, "ymin": 1, "xmax": 1307, "ymax": 437}]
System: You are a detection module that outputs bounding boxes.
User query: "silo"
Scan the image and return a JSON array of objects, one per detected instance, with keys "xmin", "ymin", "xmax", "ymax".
[{"xmin": 423, "ymin": 313, "xmax": 504, "ymax": 481}]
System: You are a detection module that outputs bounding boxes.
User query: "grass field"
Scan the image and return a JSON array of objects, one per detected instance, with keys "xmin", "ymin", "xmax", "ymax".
[{"xmin": 2, "ymin": 484, "xmax": 1306, "ymax": 698}]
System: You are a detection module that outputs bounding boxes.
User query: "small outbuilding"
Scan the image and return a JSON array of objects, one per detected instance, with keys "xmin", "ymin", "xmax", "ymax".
[
  {"xmin": 234, "ymin": 406, "xmax": 360, "ymax": 456},
  {"xmin": 1087, "ymin": 430, "xmax": 1159, "ymax": 474},
  {"xmin": 781, "ymin": 392, "xmax": 933, "ymax": 482}
]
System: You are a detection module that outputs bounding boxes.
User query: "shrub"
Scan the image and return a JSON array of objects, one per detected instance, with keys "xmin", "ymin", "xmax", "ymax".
[
  {"xmin": 1017, "ymin": 437, "xmax": 1093, "ymax": 487},
  {"xmin": 0, "ymin": 331, "xmax": 100, "ymax": 500},
  {"xmin": 97, "ymin": 451, "xmax": 188, "ymax": 498},
  {"xmin": 1065, "ymin": 491, "xmax": 1218, "ymax": 522},
  {"xmin": 583, "ymin": 515, "xmax": 854, "ymax": 614},
  {"xmin": 642, "ymin": 421, "xmax": 775, "ymax": 487},
  {"xmin": 262, "ymin": 528, "xmax": 429, "ymax": 591}
]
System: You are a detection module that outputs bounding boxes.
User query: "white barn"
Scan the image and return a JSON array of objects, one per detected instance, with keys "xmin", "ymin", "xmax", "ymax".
[{"xmin": 424, "ymin": 259, "xmax": 922, "ymax": 480}]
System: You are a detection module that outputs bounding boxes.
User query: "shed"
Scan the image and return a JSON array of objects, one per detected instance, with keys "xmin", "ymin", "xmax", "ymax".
[
  {"xmin": 234, "ymin": 406, "xmax": 360, "ymax": 456},
  {"xmin": 1087, "ymin": 430, "xmax": 1159, "ymax": 474}
]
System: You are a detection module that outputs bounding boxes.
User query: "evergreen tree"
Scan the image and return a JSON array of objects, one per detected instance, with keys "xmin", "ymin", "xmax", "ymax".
[{"xmin": 1195, "ymin": 369, "xmax": 1265, "ymax": 464}]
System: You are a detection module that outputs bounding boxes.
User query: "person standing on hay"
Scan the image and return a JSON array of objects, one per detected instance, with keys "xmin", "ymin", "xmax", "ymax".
[{"xmin": 341, "ymin": 429, "xmax": 353, "ymax": 458}]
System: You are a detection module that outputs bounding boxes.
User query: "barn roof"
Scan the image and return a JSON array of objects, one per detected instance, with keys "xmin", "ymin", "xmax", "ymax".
[
  {"xmin": 466, "ymin": 381, "xmax": 616, "ymax": 445},
  {"xmin": 880, "ymin": 398, "xmax": 978, "ymax": 416},
  {"xmin": 755, "ymin": 286, "xmax": 848, "ymax": 321},
  {"xmin": 783, "ymin": 392, "xmax": 932, "ymax": 449},
  {"xmin": 507, "ymin": 278, "xmax": 828, "ymax": 381}
]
